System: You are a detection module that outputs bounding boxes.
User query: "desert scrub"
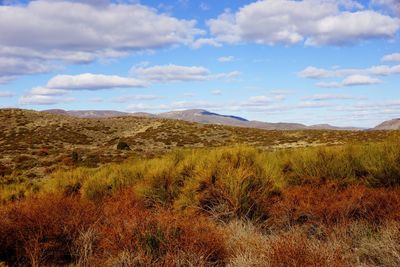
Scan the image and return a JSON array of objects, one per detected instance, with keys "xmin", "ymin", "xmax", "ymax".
[
  {"xmin": 275, "ymin": 141, "xmax": 400, "ymax": 187},
  {"xmin": 174, "ymin": 146, "xmax": 280, "ymax": 220},
  {"xmin": 0, "ymin": 176, "xmax": 42, "ymax": 203}
]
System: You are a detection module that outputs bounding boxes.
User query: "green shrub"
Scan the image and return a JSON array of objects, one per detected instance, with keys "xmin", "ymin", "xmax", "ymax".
[
  {"xmin": 71, "ymin": 151, "xmax": 79, "ymax": 163},
  {"xmin": 117, "ymin": 141, "xmax": 130, "ymax": 150}
]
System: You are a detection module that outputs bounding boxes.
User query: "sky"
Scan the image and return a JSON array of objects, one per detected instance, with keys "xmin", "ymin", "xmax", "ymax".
[{"xmin": 0, "ymin": 0, "xmax": 399, "ymax": 127}]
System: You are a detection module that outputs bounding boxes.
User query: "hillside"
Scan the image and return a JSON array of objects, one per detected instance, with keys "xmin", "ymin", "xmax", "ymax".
[
  {"xmin": 1, "ymin": 108, "xmax": 400, "ymax": 267},
  {"xmin": 43, "ymin": 108, "xmax": 363, "ymax": 130},
  {"xmin": 374, "ymin": 118, "xmax": 400, "ymax": 130},
  {"xmin": 0, "ymin": 108, "xmax": 397, "ymax": 180}
]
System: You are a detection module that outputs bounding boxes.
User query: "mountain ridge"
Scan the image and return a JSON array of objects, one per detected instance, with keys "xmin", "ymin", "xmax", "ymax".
[
  {"xmin": 41, "ymin": 108, "xmax": 365, "ymax": 131},
  {"xmin": 373, "ymin": 118, "xmax": 400, "ymax": 130}
]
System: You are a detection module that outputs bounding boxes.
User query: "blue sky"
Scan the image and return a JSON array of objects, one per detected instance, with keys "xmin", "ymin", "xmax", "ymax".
[{"xmin": 0, "ymin": 0, "xmax": 399, "ymax": 127}]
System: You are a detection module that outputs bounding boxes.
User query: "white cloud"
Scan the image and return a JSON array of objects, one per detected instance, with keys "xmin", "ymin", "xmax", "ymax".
[
  {"xmin": 382, "ymin": 53, "xmax": 400, "ymax": 62},
  {"xmin": 342, "ymin": 75, "xmax": 382, "ymax": 86},
  {"xmin": 46, "ymin": 73, "xmax": 146, "ymax": 90},
  {"xmin": 19, "ymin": 95, "xmax": 74, "ymax": 105},
  {"xmin": 299, "ymin": 66, "xmax": 343, "ymax": 79},
  {"xmin": 299, "ymin": 64, "xmax": 400, "ymax": 79},
  {"xmin": 218, "ymin": 56, "xmax": 235, "ymax": 62},
  {"xmin": 131, "ymin": 64, "xmax": 240, "ymax": 82},
  {"xmin": 316, "ymin": 75, "xmax": 383, "ymax": 88},
  {"xmin": 133, "ymin": 65, "xmax": 209, "ymax": 82},
  {"xmin": 302, "ymin": 94, "xmax": 364, "ymax": 101},
  {"xmin": 126, "ymin": 101, "xmax": 221, "ymax": 112},
  {"xmin": 213, "ymin": 71, "xmax": 241, "ymax": 81},
  {"xmin": 207, "ymin": 0, "xmax": 399, "ymax": 46},
  {"xmin": 0, "ymin": 57, "xmax": 58, "ymax": 82},
  {"xmin": 21, "ymin": 73, "xmax": 147, "ymax": 105},
  {"xmin": 305, "ymin": 11, "xmax": 400, "ymax": 46},
  {"xmin": 372, "ymin": 0, "xmax": 400, "ymax": 16},
  {"xmin": 191, "ymin": 38, "xmax": 222, "ymax": 49},
  {"xmin": 126, "ymin": 103, "xmax": 169, "ymax": 111},
  {"xmin": 30, "ymin": 86, "xmax": 67, "ymax": 96},
  {"xmin": 0, "ymin": 1, "xmax": 201, "ymax": 80},
  {"xmin": 315, "ymin": 81, "xmax": 344, "ymax": 88},
  {"xmin": 369, "ymin": 65, "xmax": 400, "ymax": 75}
]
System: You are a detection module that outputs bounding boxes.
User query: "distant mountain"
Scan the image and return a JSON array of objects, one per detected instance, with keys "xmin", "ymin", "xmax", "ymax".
[
  {"xmin": 43, "ymin": 109, "xmax": 154, "ymax": 118},
  {"xmin": 158, "ymin": 109, "xmax": 362, "ymax": 131},
  {"xmin": 373, "ymin": 118, "xmax": 400, "ymax": 130},
  {"xmin": 308, "ymin": 124, "xmax": 364, "ymax": 131},
  {"xmin": 42, "ymin": 108, "xmax": 363, "ymax": 131},
  {"xmin": 158, "ymin": 109, "xmax": 250, "ymax": 127}
]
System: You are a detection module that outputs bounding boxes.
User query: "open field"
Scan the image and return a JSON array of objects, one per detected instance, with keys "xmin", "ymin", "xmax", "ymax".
[{"xmin": 0, "ymin": 110, "xmax": 399, "ymax": 266}]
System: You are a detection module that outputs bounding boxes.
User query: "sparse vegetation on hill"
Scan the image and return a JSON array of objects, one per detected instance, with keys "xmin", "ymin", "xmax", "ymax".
[{"xmin": 1, "ymin": 108, "xmax": 399, "ymax": 182}]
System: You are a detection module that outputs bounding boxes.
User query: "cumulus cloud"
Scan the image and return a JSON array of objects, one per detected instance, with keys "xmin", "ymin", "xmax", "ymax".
[
  {"xmin": 0, "ymin": 1, "xmax": 201, "ymax": 81},
  {"xmin": 369, "ymin": 65, "xmax": 400, "ymax": 75},
  {"xmin": 382, "ymin": 53, "xmax": 400, "ymax": 62},
  {"xmin": 342, "ymin": 75, "xmax": 382, "ymax": 86},
  {"xmin": 316, "ymin": 75, "xmax": 382, "ymax": 88},
  {"xmin": 305, "ymin": 11, "xmax": 400, "ymax": 46},
  {"xmin": 299, "ymin": 64, "xmax": 400, "ymax": 87},
  {"xmin": 207, "ymin": 0, "xmax": 399, "ymax": 46},
  {"xmin": 0, "ymin": 57, "xmax": 58, "ymax": 82},
  {"xmin": 131, "ymin": 64, "xmax": 240, "ymax": 82},
  {"xmin": 191, "ymin": 38, "xmax": 222, "ymax": 49},
  {"xmin": 46, "ymin": 73, "xmax": 146, "ymax": 90},
  {"xmin": 20, "ymin": 73, "xmax": 146, "ymax": 105}
]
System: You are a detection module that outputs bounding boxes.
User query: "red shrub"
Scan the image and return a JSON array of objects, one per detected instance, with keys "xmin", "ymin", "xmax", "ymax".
[
  {"xmin": 267, "ymin": 184, "xmax": 400, "ymax": 228},
  {"xmin": 267, "ymin": 231, "xmax": 349, "ymax": 267},
  {"xmin": 95, "ymin": 190, "xmax": 227, "ymax": 266},
  {"xmin": 0, "ymin": 194, "xmax": 99, "ymax": 266}
]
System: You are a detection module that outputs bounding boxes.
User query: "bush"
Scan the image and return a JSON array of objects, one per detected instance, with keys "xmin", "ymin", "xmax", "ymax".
[
  {"xmin": 267, "ymin": 184, "xmax": 400, "ymax": 228},
  {"xmin": 117, "ymin": 141, "xmax": 130, "ymax": 150},
  {"xmin": 0, "ymin": 194, "xmax": 98, "ymax": 266},
  {"xmin": 175, "ymin": 146, "xmax": 279, "ymax": 220},
  {"xmin": 71, "ymin": 151, "xmax": 79, "ymax": 163},
  {"xmin": 97, "ymin": 191, "xmax": 227, "ymax": 266}
]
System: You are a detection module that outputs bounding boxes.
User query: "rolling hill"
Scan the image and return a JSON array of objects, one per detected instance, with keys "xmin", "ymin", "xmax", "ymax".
[
  {"xmin": 0, "ymin": 108, "xmax": 396, "ymax": 180},
  {"xmin": 373, "ymin": 118, "xmax": 400, "ymax": 130},
  {"xmin": 43, "ymin": 108, "xmax": 362, "ymax": 131}
]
